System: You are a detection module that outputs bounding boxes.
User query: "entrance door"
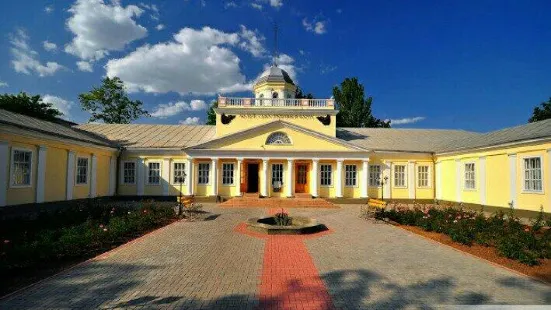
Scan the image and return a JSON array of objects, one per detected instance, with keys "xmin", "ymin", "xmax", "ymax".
[
  {"xmin": 295, "ymin": 163, "xmax": 309, "ymax": 193},
  {"xmin": 247, "ymin": 163, "xmax": 259, "ymax": 193}
]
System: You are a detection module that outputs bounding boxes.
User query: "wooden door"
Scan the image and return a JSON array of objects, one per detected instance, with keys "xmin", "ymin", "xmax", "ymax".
[{"xmin": 295, "ymin": 163, "xmax": 309, "ymax": 193}]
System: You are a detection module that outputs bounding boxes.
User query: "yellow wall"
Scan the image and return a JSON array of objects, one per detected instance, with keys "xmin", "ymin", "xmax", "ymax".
[{"xmin": 45, "ymin": 147, "xmax": 67, "ymax": 202}]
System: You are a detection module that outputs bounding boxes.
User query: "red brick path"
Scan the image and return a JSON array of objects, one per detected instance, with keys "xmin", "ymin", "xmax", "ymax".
[
  {"xmin": 236, "ymin": 208, "xmax": 334, "ymax": 309},
  {"xmin": 220, "ymin": 197, "xmax": 339, "ymax": 209}
]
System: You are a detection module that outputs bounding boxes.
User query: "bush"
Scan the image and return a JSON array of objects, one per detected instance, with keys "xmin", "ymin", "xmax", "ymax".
[{"xmin": 274, "ymin": 211, "xmax": 292, "ymax": 226}]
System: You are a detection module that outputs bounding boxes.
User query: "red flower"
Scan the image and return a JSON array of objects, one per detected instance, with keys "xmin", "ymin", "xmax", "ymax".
[
  {"xmin": 99, "ymin": 224, "xmax": 104, "ymax": 228},
  {"xmin": 3, "ymin": 240, "xmax": 9, "ymax": 244}
]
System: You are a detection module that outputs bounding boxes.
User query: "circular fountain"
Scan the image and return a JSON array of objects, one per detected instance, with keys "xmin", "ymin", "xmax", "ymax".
[{"xmin": 246, "ymin": 215, "xmax": 327, "ymax": 235}]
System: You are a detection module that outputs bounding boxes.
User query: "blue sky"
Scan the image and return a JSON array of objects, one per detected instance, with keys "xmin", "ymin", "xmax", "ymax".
[{"xmin": 0, "ymin": 0, "xmax": 550, "ymax": 132}]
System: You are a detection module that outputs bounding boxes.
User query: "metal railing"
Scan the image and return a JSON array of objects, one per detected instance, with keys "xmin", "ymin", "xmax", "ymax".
[{"xmin": 219, "ymin": 97, "xmax": 334, "ymax": 109}]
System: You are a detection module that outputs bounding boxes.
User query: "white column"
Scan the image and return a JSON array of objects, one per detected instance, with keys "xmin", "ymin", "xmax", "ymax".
[
  {"xmin": 408, "ymin": 161, "xmax": 415, "ymax": 199},
  {"xmin": 186, "ymin": 158, "xmax": 193, "ymax": 195},
  {"xmin": 36, "ymin": 146, "xmax": 47, "ymax": 203},
  {"xmin": 211, "ymin": 158, "xmax": 218, "ymax": 196},
  {"xmin": 509, "ymin": 154, "xmax": 517, "ymax": 208},
  {"xmin": 383, "ymin": 161, "xmax": 391, "ymax": 199},
  {"xmin": 90, "ymin": 154, "xmax": 97, "ymax": 198},
  {"xmin": 479, "ymin": 156, "xmax": 486, "ymax": 205},
  {"xmin": 311, "ymin": 159, "xmax": 319, "ymax": 197},
  {"xmin": 137, "ymin": 157, "xmax": 145, "ymax": 196},
  {"xmin": 66, "ymin": 151, "xmax": 75, "ymax": 200},
  {"xmin": 0, "ymin": 141, "xmax": 9, "ymax": 207},
  {"xmin": 162, "ymin": 158, "xmax": 170, "ymax": 196},
  {"xmin": 286, "ymin": 159, "xmax": 293, "ymax": 197},
  {"xmin": 435, "ymin": 161, "xmax": 442, "ymax": 200},
  {"xmin": 261, "ymin": 158, "xmax": 269, "ymax": 197},
  {"xmin": 108, "ymin": 156, "xmax": 116, "ymax": 196},
  {"xmin": 336, "ymin": 159, "xmax": 344, "ymax": 198},
  {"xmin": 455, "ymin": 159, "xmax": 461, "ymax": 202},
  {"xmin": 236, "ymin": 158, "xmax": 243, "ymax": 196},
  {"xmin": 361, "ymin": 159, "xmax": 369, "ymax": 198}
]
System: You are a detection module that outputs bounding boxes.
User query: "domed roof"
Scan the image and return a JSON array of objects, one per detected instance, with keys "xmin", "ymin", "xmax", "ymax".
[{"xmin": 255, "ymin": 65, "xmax": 295, "ymax": 86}]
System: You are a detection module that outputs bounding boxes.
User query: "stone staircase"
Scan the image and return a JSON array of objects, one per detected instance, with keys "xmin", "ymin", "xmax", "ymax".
[{"xmin": 219, "ymin": 195, "xmax": 338, "ymax": 208}]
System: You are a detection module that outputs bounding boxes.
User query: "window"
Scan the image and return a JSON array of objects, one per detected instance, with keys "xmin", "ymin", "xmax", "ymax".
[
  {"xmin": 464, "ymin": 163, "xmax": 476, "ymax": 190},
  {"xmin": 272, "ymin": 92, "xmax": 278, "ymax": 99},
  {"xmin": 417, "ymin": 166, "xmax": 430, "ymax": 188},
  {"xmin": 198, "ymin": 163, "xmax": 210, "ymax": 185},
  {"xmin": 320, "ymin": 164, "xmax": 332, "ymax": 186},
  {"xmin": 11, "ymin": 149, "xmax": 32, "ymax": 186},
  {"xmin": 147, "ymin": 162, "xmax": 161, "ymax": 185},
  {"xmin": 523, "ymin": 157, "xmax": 543, "ymax": 192},
  {"xmin": 394, "ymin": 165, "xmax": 406, "ymax": 187},
  {"xmin": 222, "ymin": 163, "xmax": 234, "ymax": 185},
  {"xmin": 266, "ymin": 132, "xmax": 291, "ymax": 145},
  {"xmin": 272, "ymin": 164, "xmax": 283, "ymax": 190},
  {"xmin": 76, "ymin": 157, "xmax": 89, "ymax": 185},
  {"xmin": 123, "ymin": 161, "xmax": 136, "ymax": 184},
  {"xmin": 369, "ymin": 165, "xmax": 381, "ymax": 186},
  {"xmin": 345, "ymin": 165, "xmax": 357, "ymax": 186},
  {"xmin": 173, "ymin": 162, "xmax": 186, "ymax": 184}
]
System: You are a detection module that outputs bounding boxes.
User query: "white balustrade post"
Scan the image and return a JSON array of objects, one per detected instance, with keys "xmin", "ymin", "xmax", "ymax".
[
  {"xmin": 361, "ymin": 159, "xmax": 369, "ymax": 198},
  {"xmin": 287, "ymin": 159, "xmax": 294, "ymax": 197},
  {"xmin": 311, "ymin": 159, "xmax": 319, "ymax": 197},
  {"xmin": 336, "ymin": 159, "xmax": 344, "ymax": 198},
  {"xmin": 36, "ymin": 146, "xmax": 47, "ymax": 203}
]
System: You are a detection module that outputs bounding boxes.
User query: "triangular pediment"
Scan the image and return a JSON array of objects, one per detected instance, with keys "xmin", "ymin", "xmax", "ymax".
[{"xmin": 188, "ymin": 121, "xmax": 366, "ymax": 152}]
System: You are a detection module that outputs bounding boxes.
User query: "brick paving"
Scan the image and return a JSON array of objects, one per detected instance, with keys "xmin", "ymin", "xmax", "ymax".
[
  {"xmin": 1, "ymin": 204, "xmax": 550, "ymax": 309},
  {"xmin": 219, "ymin": 197, "xmax": 338, "ymax": 208}
]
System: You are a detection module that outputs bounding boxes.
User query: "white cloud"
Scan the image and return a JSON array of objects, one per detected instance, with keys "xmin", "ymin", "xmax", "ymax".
[
  {"xmin": 65, "ymin": 0, "xmax": 147, "ymax": 62},
  {"xmin": 303, "ymin": 18, "xmax": 327, "ymax": 35},
  {"xmin": 43, "ymin": 95, "xmax": 74, "ymax": 117},
  {"xmin": 179, "ymin": 117, "xmax": 201, "ymax": 125},
  {"xmin": 151, "ymin": 100, "xmax": 208, "ymax": 118},
  {"xmin": 269, "ymin": 0, "xmax": 282, "ymax": 8},
  {"xmin": 0, "ymin": 81, "xmax": 8, "ymax": 87},
  {"xmin": 106, "ymin": 26, "xmax": 266, "ymax": 95},
  {"xmin": 43, "ymin": 41, "xmax": 57, "ymax": 51},
  {"xmin": 156, "ymin": 24, "xmax": 165, "ymax": 31},
  {"xmin": 10, "ymin": 29, "xmax": 64, "ymax": 77},
  {"xmin": 272, "ymin": 53, "xmax": 297, "ymax": 81},
  {"xmin": 238, "ymin": 25, "xmax": 265, "ymax": 57},
  {"xmin": 225, "ymin": 1, "xmax": 237, "ymax": 8},
  {"xmin": 44, "ymin": 5, "xmax": 54, "ymax": 13},
  {"xmin": 251, "ymin": 3, "xmax": 262, "ymax": 10},
  {"xmin": 139, "ymin": 3, "xmax": 160, "ymax": 20},
  {"xmin": 390, "ymin": 117, "xmax": 426, "ymax": 125},
  {"xmin": 77, "ymin": 60, "xmax": 93, "ymax": 72}
]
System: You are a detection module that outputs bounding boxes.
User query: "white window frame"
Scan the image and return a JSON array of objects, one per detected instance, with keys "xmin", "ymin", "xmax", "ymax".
[
  {"xmin": 393, "ymin": 164, "xmax": 407, "ymax": 188},
  {"xmin": 75, "ymin": 156, "xmax": 89, "ymax": 185},
  {"xmin": 222, "ymin": 163, "xmax": 235, "ymax": 185},
  {"xmin": 271, "ymin": 163, "xmax": 284, "ymax": 189},
  {"xmin": 198, "ymin": 162, "xmax": 210, "ymax": 185},
  {"xmin": 172, "ymin": 161, "xmax": 187, "ymax": 185},
  {"xmin": 369, "ymin": 165, "xmax": 381, "ymax": 187},
  {"xmin": 417, "ymin": 165, "xmax": 431, "ymax": 188},
  {"xmin": 10, "ymin": 147, "xmax": 33, "ymax": 188},
  {"xmin": 146, "ymin": 161, "xmax": 161, "ymax": 185},
  {"xmin": 345, "ymin": 164, "xmax": 357, "ymax": 187},
  {"xmin": 121, "ymin": 160, "xmax": 136, "ymax": 185},
  {"xmin": 464, "ymin": 162, "xmax": 476, "ymax": 190},
  {"xmin": 320, "ymin": 164, "xmax": 333, "ymax": 187},
  {"xmin": 522, "ymin": 156, "xmax": 544, "ymax": 193}
]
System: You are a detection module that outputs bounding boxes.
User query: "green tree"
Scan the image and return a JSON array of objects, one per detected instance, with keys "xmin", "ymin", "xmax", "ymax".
[
  {"xmin": 529, "ymin": 97, "xmax": 551, "ymax": 123},
  {"xmin": 295, "ymin": 87, "xmax": 314, "ymax": 99},
  {"xmin": 205, "ymin": 99, "xmax": 218, "ymax": 125},
  {"xmin": 333, "ymin": 77, "xmax": 390, "ymax": 128},
  {"xmin": 78, "ymin": 77, "xmax": 149, "ymax": 124},
  {"xmin": 0, "ymin": 92, "xmax": 62, "ymax": 121}
]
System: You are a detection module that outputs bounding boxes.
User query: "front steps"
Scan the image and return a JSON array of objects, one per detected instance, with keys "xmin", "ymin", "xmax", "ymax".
[{"xmin": 219, "ymin": 196, "xmax": 338, "ymax": 208}]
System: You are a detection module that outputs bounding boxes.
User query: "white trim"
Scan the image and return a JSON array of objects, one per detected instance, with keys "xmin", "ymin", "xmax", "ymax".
[
  {"xmin": 368, "ymin": 164, "xmax": 382, "ymax": 188},
  {"xmin": 36, "ymin": 146, "xmax": 47, "ymax": 203},
  {"xmin": 265, "ymin": 131, "xmax": 293, "ymax": 146},
  {"xmin": 479, "ymin": 156, "xmax": 486, "ymax": 205},
  {"xmin": 236, "ymin": 158, "xmax": 242, "ymax": 196},
  {"xmin": 197, "ymin": 161, "xmax": 211, "ymax": 186},
  {"xmin": 382, "ymin": 162, "xmax": 391, "ymax": 199},
  {"xmin": 261, "ymin": 158, "xmax": 268, "ymax": 196},
  {"xmin": 320, "ymin": 163, "xmax": 334, "ymax": 188},
  {"xmin": 462, "ymin": 161, "xmax": 477, "ymax": 191},
  {"xmin": 90, "ymin": 154, "xmax": 97, "ymax": 198},
  {"xmin": 311, "ymin": 159, "xmax": 319, "ymax": 197},
  {"xmin": 508, "ymin": 154, "xmax": 517, "ymax": 208},
  {"xmin": 335, "ymin": 160, "xmax": 343, "ymax": 198},
  {"xmin": 211, "ymin": 158, "xmax": 218, "ymax": 196},
  {"xmin": 186, "ymin": 158, "xmax": 193, "ymax": 195},
  {"xmin": 520, "ymin": 155, "xmax": 545, "ymax": 194},
  {"xmin": 136, "ymin": 158, "xmax": 145, "ymax": 195},
  {"xmin": 171, "ymin": 160, "xmax": 188, "ymax": 185},
  {"xmin": 416, "ymin": 164, "xmax": 431, "ymax": 189},
  {"xmin": 408, "ymin": 161, "xmax": 415, "ymax": 198},
  {"xmin": 66, "ymin": 151, "xmax": 75, "ymax": 200},
  {"xmin": 360, "ymin": 160, "xmax": 369, "ymax": 198},
  {"xmin": 75, "ymin": 156, "xmax": 90, "ymax": 186},
  {"xmin": 0, "ymin": 142, "xmax": 9, "ymax": 206},
  {"xmin": 121, "ymin": 160, "xmax": 137, "ymax": 185},
  {"xmin": 455, "ymin": 159, "xmax": 461, "ymax": 202},
  {"xmin": 145, "ymin": 160, "xmax": 162, "ymax": 186},
  {"xmin": 286, "ymin": 159, "xmax": 293, "ymax": 197},
  {"xmin": 344, "ymin": 164, "xmax": 359, "ymax": 188},
  {"xmin": 9, "ymin": 147, "xmax": 34, "ymax": 188},
  {"xmin": 435, "ymin": 161, "xmax": 441, "ymax": 200},
  {"xmin": 109, "ymin": 156, "xmax": 116, "ymax": 196},
  {"xmin": 392, "ymin": 163, "xmax": 407, "ymax": 189},
  {"xmin": 221, "ymin": 162, "xmax": 236, "ymax": 186},
  {"xmin": 162, "ymin": 158, "xmax": 170, "ymax": 196}
]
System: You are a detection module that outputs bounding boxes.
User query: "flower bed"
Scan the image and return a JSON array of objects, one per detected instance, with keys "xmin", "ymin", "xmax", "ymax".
[{"xmin": 0, "ymin": 199, "xmax": 178, "ymax": 296}]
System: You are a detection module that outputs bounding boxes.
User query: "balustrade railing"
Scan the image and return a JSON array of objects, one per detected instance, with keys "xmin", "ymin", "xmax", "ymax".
[{"xmin": 219, "ymin": 97, "xmax": 334, "ymax": 109}]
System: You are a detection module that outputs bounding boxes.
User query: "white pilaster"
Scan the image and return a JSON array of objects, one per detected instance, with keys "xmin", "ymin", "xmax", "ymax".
[
  {"xmin": 90, "ymin": 154, "xmax": 97, "ymax": 198},
  {"xmin": 360, "ymin": 159, "xmax": 369, "ymax": 198},
  {"xmin": 36, "ymin": 146, "xmax": 47, "ymax": 203},
  {"xmin": 382, "ymin": 161, "xmax": 391, "ymax": 199},
  {"xmin": 336, "ymin": 159, "xmax": 344, "ymax": 198},
  {"xmin": 66, "ymin": 151, "xmax": 75, "ymax": 200},
  {"xmin": 211, "ymin": 158, "xmax": 218, "ymax": 196},
  {"xmin": 455, "ymin": 159, "xmax": 461, "ymax": 202},
  {"xmin": 137, "ymin": 157, "xmax": 145, "ymax": 196},
  {"xmin": 286, "ymin": 159, "xmax": 294, "ymax": 197},
  {"xmin": 509, "ymin": 154, "xmax": 517, "ymax": 208},
  {"xmin": 311, "ymin": 159, "xmax": 319, "ymax": 197},
  {"xmin": 162, "ymin": 158, "xmax": 170, "ymax": 196},
  {"xmin": 236, "ymin": 158, "xmax": 243, "ymax": 196},
  {"xmin": 109, "ymin": 156, "xmax": 116, "ymax": 196},
  {"xmin": 479, "ymin": 156, "xmax": 486, "ymax": 205},
  {"xmin": 261, "ymin": 158, "xmax": 268, "ymax": 197},
  {"xmin": 435, "ymin": 161, "xmax": 442, "ymax": 200},
  {"xmin": 186, "ymin": 158, "xmax": 193, "ymax": 195},
  {"xmin": 408, "ymin": 161, "xmax": 415, "ymax": 199},
  {"xmin": 0, "ymin": 141, "xmax": 9, "ymax": 207}
]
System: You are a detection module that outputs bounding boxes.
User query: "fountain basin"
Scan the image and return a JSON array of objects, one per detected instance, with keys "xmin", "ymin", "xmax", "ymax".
[{"xmin": 246, "ymin": 216, "xmax": 327, "ymax": 235}]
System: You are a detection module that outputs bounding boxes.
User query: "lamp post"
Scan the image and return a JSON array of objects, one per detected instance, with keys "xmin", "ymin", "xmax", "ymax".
[{"xmin": 380, "ymin": 176, "xmax": 389, "ymax": 201}]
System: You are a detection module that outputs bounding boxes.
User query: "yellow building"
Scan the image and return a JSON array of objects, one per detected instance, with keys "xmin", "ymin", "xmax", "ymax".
[{"xmin": 1, "ymin": 65, "xmax": 550, "ymax": 215}]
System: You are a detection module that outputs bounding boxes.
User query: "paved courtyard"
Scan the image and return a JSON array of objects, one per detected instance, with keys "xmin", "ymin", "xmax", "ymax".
[{"xmin": 1, "ymin": 205, "xmax": 550, "ymax": 309}]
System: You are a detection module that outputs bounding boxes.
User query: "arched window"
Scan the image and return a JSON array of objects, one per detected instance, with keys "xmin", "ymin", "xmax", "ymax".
[
  {"xmin": 272, "ymin": 92, "xmax": 279, "ymax": 99},
  {"xmin": 258, "ymin": 93, "xmax": 264, "ymax": 98},
  {"xmin": 266, "ymin": 132, "xmax": 291, "ymax": 145}
]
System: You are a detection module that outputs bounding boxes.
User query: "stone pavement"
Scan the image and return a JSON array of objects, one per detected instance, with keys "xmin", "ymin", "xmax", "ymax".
[{"xmin": 1, "ymin": 204, "xmax": 550, "ymax": 309}]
